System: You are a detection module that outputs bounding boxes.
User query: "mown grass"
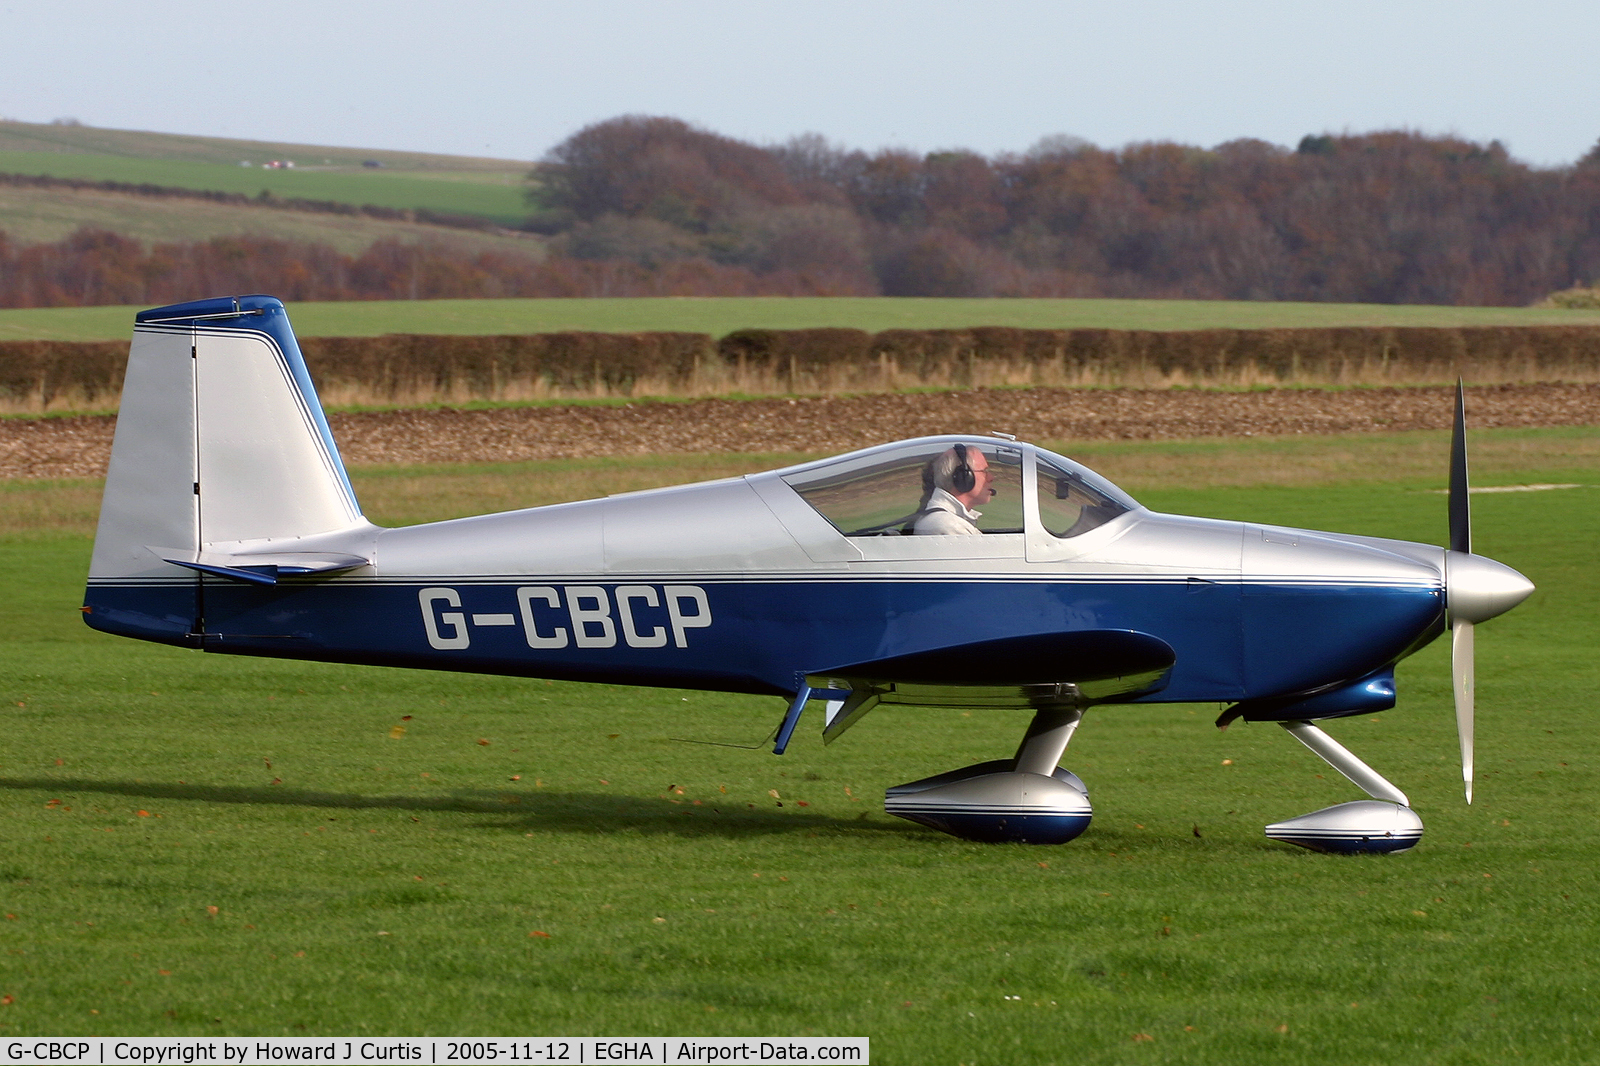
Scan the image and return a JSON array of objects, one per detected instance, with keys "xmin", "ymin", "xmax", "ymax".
[
  {"xmin": 1, "ymin": 432, "xmax": 1596, "ymax": 1060},
  {"xmin": 0, "ymin": 151, "xmax": 529, "ymax": 225},
  {"xmin": 7, "ymin": 296, "xmax": 1600, "ymax": 344}
]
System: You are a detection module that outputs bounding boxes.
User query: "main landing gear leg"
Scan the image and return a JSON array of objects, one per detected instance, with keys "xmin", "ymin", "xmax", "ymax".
[
  {"xmin": 1265, "ymin": 720, "xmax": 1424, "ymax": 853},
  {"xmin": 884, "ymin": 706, "xmax": 1093, "ymax": 845}
]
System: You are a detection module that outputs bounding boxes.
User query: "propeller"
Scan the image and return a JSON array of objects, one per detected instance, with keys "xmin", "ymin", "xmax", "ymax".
[
  {"xmin": 1448, "ymin": 382, "xmax": 1474, "ymax": 803},
  {"xmin": 1444, "ymin": 381, "xmax": 1535, "ymax": 804}
]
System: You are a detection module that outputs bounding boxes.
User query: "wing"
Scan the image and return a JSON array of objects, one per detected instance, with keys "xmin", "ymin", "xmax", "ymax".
[{"xmin": 808, "ymin": 629, "xmax": 1175, "ymax": 743}]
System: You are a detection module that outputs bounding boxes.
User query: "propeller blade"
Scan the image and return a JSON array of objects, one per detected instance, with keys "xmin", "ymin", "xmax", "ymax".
[
  {"xmin": 1448, "ymin": 381, "xmax": 1476, "ymax": 803},
  {"xmin": 1449, "ymin": 380, "xmax": 1471, "ymax": 555},
  {"xmin": 1451, "ymin": 617, "xmax": 1475, "ymax": 804}
]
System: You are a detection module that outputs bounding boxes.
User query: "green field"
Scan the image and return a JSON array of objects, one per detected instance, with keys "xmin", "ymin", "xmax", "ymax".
[
  {"xmin": 0, "ymin": 120, "xmax": 524, "ymax": 172},
  {"xmin": 0, "ymin": 151, "xmax": 530, "ymax": 227},
  {"xmin": 7, "ymin": 296, "xmax": 1600, "ymax": 343},
  {"xmin": 1, "ymin": 430, "xmax": 1596, "ymax": 1060},
  {"xmin": 0, "ymin": 184, "xmax": 551, "ymax": 258}
]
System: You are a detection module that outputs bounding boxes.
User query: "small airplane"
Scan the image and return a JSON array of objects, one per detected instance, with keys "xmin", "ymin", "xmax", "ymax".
[{"xmin": 84, "ymin": 295, "xmax": 1535, "ymax": 852}]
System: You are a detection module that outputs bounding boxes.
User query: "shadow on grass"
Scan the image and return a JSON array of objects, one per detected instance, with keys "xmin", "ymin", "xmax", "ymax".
[{"xmin": 0, "ymin": 776, "xmax": 914, "ymax": 840}]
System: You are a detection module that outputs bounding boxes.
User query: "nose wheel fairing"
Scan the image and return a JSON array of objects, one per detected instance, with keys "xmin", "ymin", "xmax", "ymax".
[{"xmin": 1265, "ymin": 801, "xmax": 1424, "ymax": 854}]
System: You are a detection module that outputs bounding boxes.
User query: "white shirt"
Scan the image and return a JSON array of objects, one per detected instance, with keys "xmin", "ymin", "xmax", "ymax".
[{"xmin": 913, "ymin": 488, "xmax": 983, "ymax": 535}]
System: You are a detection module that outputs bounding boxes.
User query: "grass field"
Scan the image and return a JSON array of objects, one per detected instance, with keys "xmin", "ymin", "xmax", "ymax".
[
  {"xmin": 0, "ymin": 151, "xmax": 530, "ymax": 226},
  {"xmin": 1, "ymin": 430, "xmax": 1596, "ymax": 1060},
  {"xmin": 7, "ymin": 296, "xmax": 1600, "ymax": 344},
  {"xmin": 0, "ymin": 120, "xmax": 524, "ymax": 172},
  {"xmin": 0, "ymin": 185, "xmax": 550, "ymax": 257}
]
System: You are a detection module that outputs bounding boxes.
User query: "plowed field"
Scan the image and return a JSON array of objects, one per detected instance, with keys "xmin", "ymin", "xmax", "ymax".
[{"xmin": 4, "ymin": 383, "xmax": 1597, "ymax": 480}]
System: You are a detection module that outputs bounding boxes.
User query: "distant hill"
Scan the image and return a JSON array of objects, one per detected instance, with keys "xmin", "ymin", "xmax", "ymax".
[
  {"xmin": 0, "ymin": 118, "xmax": 524, "ymax": 171},
  {"xmin": 0, "ymin": 179, "xmax": 547, "ymax": 256},
  {"xmin": 0, "ymin": 119, "xmax": 534, "ymax": 230}
]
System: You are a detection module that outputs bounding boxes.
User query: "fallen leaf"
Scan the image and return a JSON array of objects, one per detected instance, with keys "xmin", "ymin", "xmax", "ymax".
[
  {"xmin": 652, "ymin": 917, "xmax": 666, "ymax": 924},
  {"xmin": 389, "ymin": 726, "xmax": 406, "ymax": 739},
  {"xmin": 0, "ymin": 995, "xmax": 11, "ymax": 1005},
  {"xmin": 158, "ymin": 970, "xmax": 171, "ymax": 976},
  {"xmin": 206, "ymin": 906, "xmax": 218, "ymax": 917},
  {"xmin": 477, "ymin": 739, "xmax": 490, "ymax": 746},
  {"xmin": 510, "ymin": 775, "xmax": 522, "ymax": 781},
  {"xmin": 1132, "ymin": 1033, "xmax": 1153, "ymax": 1043},
  {"xmin": 768, "ymin": 789, "xmax": 780, "ymax": 799},
  {"xmin": 137, "ymin": 810, "xmax": 150, "ymax": 818},
  {"xmin": 401, "ymin": 715, "xmax": 412, "ymax": 721},
  {"xmin": 529, "ymin": 930, "xmax": 551, "ymax": 938}
]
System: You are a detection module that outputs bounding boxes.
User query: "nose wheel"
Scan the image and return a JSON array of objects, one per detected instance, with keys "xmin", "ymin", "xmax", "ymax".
[{"xmin": 1264, "ymin": 721, "xmax": 1423, "ymax": 853}]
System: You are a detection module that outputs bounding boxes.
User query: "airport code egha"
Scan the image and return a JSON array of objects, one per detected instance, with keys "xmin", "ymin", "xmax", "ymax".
[{"xmin": 421, "ymin": 585, "xmax": 713, "ymax": 651}]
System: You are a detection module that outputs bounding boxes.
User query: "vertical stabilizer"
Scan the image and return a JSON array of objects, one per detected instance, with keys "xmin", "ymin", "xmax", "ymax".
[{"xmin": 86, "ymin": 296, "xmax": 363, "ymax": 640}]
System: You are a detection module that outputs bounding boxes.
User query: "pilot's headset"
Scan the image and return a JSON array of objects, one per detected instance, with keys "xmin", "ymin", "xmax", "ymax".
[{"xmin": 950, "ymin": 442, "xmax": 976, "ymax": 494}]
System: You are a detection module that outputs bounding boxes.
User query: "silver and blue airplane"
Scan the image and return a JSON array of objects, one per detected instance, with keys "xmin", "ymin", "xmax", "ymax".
[{"xmin": 83, "ymin": 295, "xmax": 1535, "ymax": 852}]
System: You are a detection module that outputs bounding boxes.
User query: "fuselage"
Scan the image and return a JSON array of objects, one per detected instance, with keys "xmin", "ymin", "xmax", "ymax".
[{"xmin": 85, "ymin": 438, "xmax": 1449, "ymax": 709}]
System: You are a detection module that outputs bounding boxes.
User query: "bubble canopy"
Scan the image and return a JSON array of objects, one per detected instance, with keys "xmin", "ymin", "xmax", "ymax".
[{"xmin": 778, "ymin": 436, "xmax": 1140, "ymax": 539}]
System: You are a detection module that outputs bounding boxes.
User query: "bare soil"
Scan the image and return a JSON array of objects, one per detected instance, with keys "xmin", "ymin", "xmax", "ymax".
[{"xmin": 4, "ymin": 383, "xmax": 1597, "ymax": 480}]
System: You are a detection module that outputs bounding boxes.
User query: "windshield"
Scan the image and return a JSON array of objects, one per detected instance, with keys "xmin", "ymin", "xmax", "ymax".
[
  {"xmin": 783, "ymin": 441, "xmax": 1025, "ymax": 535},
  {"xmin": 1034, "ymin": 451, "xmax": 1136, "ymax": 538}
]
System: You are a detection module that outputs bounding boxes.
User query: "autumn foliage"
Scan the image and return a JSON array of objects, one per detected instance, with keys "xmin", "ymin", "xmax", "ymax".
[
  {"xmin": 5, "ymin": 119, "xmax": 1600, "ymax": 308},
  {"xmin": 530, "ymin": 119, "xmax": 1600, "ymax": 305},
  {"xmin": 0, "ymin": 228, "xmax": 818, "ymax": 308}
]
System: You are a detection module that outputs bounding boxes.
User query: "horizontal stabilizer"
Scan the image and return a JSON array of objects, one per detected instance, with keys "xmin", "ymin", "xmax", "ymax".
[{"xmin": 158, "ymin": 548, "xmax": 370, "ymax": 586}]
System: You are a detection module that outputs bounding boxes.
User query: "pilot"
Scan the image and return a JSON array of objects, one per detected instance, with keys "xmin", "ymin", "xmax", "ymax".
[{"xmin": 913, "ymin": 443, "xmax": 996, "ymax": 535}]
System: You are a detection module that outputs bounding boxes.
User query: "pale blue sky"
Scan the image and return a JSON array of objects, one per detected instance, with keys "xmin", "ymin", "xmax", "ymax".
[{"xmin": 3, "ymin": 0, "xmax": 1596, "ymax": 166}]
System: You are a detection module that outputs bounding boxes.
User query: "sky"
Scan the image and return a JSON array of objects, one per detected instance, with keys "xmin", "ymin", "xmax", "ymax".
[{"xmin": 2, "ymin": 0, "xmax": 1597, "ymax": 166}]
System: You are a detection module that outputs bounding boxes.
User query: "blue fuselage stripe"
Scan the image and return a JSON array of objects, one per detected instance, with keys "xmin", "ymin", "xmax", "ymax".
[{"xmin": 84, "ymin": 576, "xmax": 1444, "ymax": 703}]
